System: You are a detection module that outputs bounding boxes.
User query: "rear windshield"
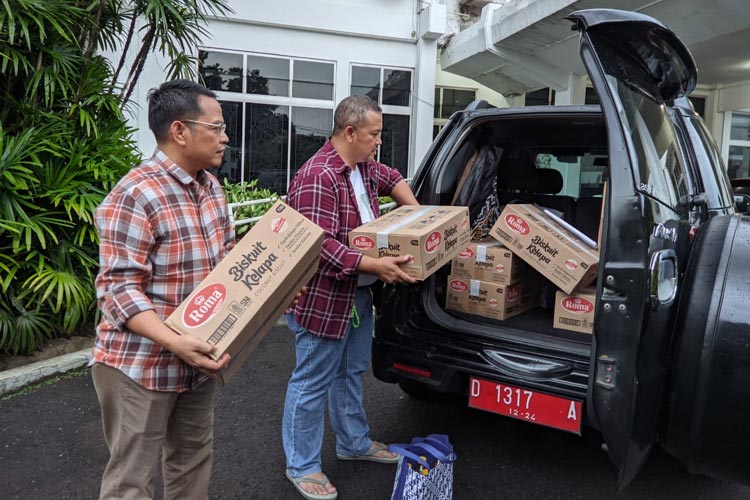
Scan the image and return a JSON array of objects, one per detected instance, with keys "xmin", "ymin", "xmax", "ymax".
[{"xmin": 591, "ymin": 35, "xmax": 692, "ymax": 214}]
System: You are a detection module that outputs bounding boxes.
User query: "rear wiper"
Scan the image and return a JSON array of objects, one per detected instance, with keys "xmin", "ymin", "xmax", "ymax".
[{"xmin": 679, "ymin": 192, "xmax": 708, "ymax": 210}]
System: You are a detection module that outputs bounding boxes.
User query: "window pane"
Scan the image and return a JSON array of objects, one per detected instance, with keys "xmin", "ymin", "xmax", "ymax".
[
  {"xmin": 441, "ymin": 89, "xmax": 475, "ymax": 118},
  {"xmin": 293, "ymin": 61, "xmax": 334, "ymax": 100},
  {"xmin": 689, "ymin": 96, "xmax": 706, "ymax": 118},
  {"xmin": 351, "ymin": 66, "xmax": 380, "ymax": 101},
  {"xmin": 381, "ymin": 114, "xmax": 410, "ymax": 177},
  {"xmin": 382, "ymin": 69, "xmax": 411, "ymax": 106},
  {"xmin": 728, "ymin": 145, "xmax": 750, "ymax": 179},
  {"xmin": 730, "ymin": 113, "xmax": 750, "ymax": 141},
  {"xmin": 246, "ymin": 55, "xmax": 289, "ymax": 97},
  {"xmin": 211, "ymin": 101, "xmax": 243, "ymax": 183},
  {"xmin": 291, "ymin": 107, "xmax": 332, "ymax": 181},
  {"xmin": 584, "ymin": 87, "xmax": 600, "ymax": 105},
  {"xmin": 434, "ymin": 88, "xmax": 440, "ymax": 118},
  {"xmin": 245, "ymin": 103, "xmax": 289, "ymax": 195},
  {"xmin": 525, "ymin": 88, "xmax": 551, "ymax": 106},
  {"xmin": 199, "ymin": 51, "xmax": 242, "ymax": 92}
]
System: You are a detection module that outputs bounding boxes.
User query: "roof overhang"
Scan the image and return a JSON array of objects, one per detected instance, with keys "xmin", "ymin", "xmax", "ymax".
[{"xmin": 443, "ymin": 0, "xmax": 750, "ymax": 96}]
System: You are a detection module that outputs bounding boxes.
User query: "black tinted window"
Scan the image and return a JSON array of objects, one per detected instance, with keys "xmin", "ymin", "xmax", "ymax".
[
  {"xmin": 593, "ymin": 35, "xmax": 690, "ymax": 212},
  {"xmin": 685, "ymin": 115, "xmax": 734, "ymax": 208}
]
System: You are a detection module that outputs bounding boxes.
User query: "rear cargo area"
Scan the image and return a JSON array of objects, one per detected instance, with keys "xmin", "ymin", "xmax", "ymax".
[{"xmin": 427, "ymin": 110, "xmax": 608, "ymax": 347}]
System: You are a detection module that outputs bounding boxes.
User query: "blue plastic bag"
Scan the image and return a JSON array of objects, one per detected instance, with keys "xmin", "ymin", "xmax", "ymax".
[{"xmin": 389, "ymin": 434, "xmax": 457, "ymax": 500}]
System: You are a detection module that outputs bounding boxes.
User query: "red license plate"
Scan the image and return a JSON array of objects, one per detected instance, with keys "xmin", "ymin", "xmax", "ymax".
[{"xmin": 468, "ymin": 377, "xmax": 582, "ymax": 434}]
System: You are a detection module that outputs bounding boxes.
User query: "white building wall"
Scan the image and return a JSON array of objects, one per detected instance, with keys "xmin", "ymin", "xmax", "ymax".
[
  {"xmin": 228, "ymin": 0, "xmax": 417, "ymax": 41},
  {"xmin": 115, "ymin": 0, "xmax": 449, "ymax": 178}
]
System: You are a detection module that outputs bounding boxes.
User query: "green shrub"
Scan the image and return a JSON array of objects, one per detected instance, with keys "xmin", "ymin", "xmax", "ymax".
[
  {"xmin": 0, "ymin": 0, "xmax": 231, "ymax": 355},
  {"xmin": 221, "ymin": 179, "xmax": 280, "ymax": 237}
]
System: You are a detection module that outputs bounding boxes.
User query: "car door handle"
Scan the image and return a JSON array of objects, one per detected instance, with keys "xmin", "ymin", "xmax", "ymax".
[{"xmin": 649, "ymin": 249, "xmax": 678, "ymax": 309}]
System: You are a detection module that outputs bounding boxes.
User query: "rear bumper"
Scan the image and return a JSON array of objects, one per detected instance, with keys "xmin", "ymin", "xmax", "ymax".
[{"xmin": 372, "ymin": 333, "xmax": 590, "ymax": 402}]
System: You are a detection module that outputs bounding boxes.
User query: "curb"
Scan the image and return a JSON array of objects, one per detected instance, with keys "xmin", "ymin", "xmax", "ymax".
[
  {"xmin": 0, "ymin": 348, "xmax": 92, "ymax": 397},
  {"xmin": 0, "ymin": 317, "xmax": 290, "ymax": 396}
]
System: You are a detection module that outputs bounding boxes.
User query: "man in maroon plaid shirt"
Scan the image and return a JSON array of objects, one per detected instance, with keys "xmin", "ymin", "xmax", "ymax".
[{"xmin": 283, "ymin": 95, "xmax": 419, "ymax": 500}]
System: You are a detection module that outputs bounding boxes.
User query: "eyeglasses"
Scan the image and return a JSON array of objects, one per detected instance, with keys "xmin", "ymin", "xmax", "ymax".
[{"xmin": 180, "ymin": 119, "xmax": 227, "ymax": 134}]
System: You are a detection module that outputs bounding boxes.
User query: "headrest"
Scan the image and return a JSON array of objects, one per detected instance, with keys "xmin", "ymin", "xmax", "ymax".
[
  {"xmin": 497, "ymin": 149, "xmax": 533, "ymax": 191},
  {"xmin": 535, "ymin": 168, "xmax": 563, "ymax": 194},
  {"xmin": 497, "ymin": 167, "xmax": 563, "ymax": 194}
]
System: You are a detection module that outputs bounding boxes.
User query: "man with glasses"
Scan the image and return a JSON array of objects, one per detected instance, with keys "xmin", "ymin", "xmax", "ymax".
[{"xmin": 90, "ymin": 79, "xmax": 232, "ymax": 500}]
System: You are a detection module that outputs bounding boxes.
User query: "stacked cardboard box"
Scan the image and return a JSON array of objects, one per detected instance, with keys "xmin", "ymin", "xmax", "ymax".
[
  {"xmin": 446, "ymin": 238, "xmax": 539, "ymax": 320},
  {"xmin": 166, "ymin": 200, "xmax": 324, "ymax": 384},
  {"xmin": 450, "ymin": 239, "xmax": 530, "ymax": 285},
  {"xmin": 553, "ymin": 287, "xmax": 597, "ymax": 334},
  {"xmin": 445, "ymin": 275, "xmax": 538, "ymax": 320},
  {"xmin": 490, "ymin": 204, "xmax": 598, "ymax": 294},
  {"xmin": 349, "ymin": 205, "xmax": 470, "ymax": 280}
]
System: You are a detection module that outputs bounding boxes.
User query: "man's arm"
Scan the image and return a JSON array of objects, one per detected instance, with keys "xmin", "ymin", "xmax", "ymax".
[
  {"xmin": 126, "ymin": 311, "xmax": 229, "ymax": 374},
  {"xmin": 390, "ymin": 179, "xmax": 419, "ymax": 206},
  {"xmin": 288, "ymin": 171, "xmax": 363, "ymax": 280}
]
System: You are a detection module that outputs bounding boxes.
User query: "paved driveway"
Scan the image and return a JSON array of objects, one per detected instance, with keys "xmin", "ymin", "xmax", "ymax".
[{"xmin": 2, "ymin": 325, "xmax": 749, "ymax": 499}]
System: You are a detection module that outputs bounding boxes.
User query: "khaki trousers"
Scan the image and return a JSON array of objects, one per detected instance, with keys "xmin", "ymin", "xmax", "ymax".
[{"xmin": 92, "ymin": 363, "xmax": 215, "ymax": 500}]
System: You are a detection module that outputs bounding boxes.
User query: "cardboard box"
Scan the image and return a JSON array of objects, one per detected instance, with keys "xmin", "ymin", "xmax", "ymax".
[
  {"xmin": 165, "ymin": 200, "xmax": 324, "ymax": 384},
  {"xmin": 490, "ymin": 204, "xmax": 598, "ymax": 294},
  {"xmin": 349, "ymin": 205, "xmax": 470, "ymax": 280},
  {"xmin": 445, "ymin": 274, "xmax": 538, "ymax": 321},
  {"xmin": 553, "ymin": 287, "xmax": 597, "ymax": 334},
  {"xmin": 451, "ymin": 239, "xmax": 529, "ymax": 285}
]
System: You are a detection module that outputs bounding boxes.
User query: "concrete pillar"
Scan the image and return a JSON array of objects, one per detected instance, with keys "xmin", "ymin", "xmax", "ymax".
[
  {"xmin": 411, "ymin": 2, "xmax": 446, "ymax": 176},
  {"xmin": 554, "ymin": 74, "xmax": 587, "ymax": 105}
]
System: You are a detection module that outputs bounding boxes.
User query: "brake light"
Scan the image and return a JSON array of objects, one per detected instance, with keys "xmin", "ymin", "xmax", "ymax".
[{"xmin": 392, "ymin": 362, "xmax": 431, "ymax": 378}]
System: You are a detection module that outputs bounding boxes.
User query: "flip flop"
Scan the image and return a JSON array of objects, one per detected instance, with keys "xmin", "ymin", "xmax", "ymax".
[
  {"xmin": 336, "ymin": 441, "xmax": 401, "ymax": 464},
  {"xmin": 285, "ymin": 469, "xmax": 338, "ymax": 500}
]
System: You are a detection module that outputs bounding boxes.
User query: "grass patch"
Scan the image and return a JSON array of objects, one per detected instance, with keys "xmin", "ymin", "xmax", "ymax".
[{"xmin": 1, "ymin": 367, "xmax": 90, "ymax": 401}]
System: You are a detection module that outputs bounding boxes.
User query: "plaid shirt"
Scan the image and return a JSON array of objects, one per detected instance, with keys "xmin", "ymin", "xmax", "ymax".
[
  {"xmin": 91, "ymin": 150, "xmax": 235, "ymax": 392},
  {"xmin": 288, "ymin": 139, "xmax": 403, "ymax": 340}
]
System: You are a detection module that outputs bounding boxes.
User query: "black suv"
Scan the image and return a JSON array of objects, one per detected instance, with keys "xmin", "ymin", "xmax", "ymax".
[{"xmin": 372, "ymin": 9, "xmax": 748, "ymax": 488}]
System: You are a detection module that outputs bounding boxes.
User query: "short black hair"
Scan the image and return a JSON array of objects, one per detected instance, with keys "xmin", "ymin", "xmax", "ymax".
[
  {"xmin": 147, "ymin": 79, "xmax": 217, "ymax": 142},
  {"xmin": 332, "ymin": 95, "xmax": 382, "ymax": 136}
]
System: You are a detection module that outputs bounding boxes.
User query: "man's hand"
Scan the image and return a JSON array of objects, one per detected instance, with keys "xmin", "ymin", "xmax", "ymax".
[
  {"xmin": 126, "ymin": 310, "xmax": 230, "ymax": 376},
  {"xmin": 167, "ymin": 334, "xmax": 230, "ymax": 376},
  {"xmin": 367, "ymin": 255, "xmax": 417, "ymax": 284},
  {"xmin": 289, "ymin": 286, "xmax": 307, "ymax": 309},
  {"xmin": 285, "ymin": 286, "xmax": 307, "ymax": 314}
]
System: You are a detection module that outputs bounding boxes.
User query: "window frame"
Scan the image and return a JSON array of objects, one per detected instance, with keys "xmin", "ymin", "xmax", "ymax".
[
  {"xmin": 722, "ymin": 111, "xmax": 750, "ymax": 181},
  {"xmin": 198, "ymin": 48, "xmax": 336, "ymax": 190},
  {"xmin": 433, "ymin": 86, "xmax": 477, "ymax": 139},
  {"xmin": 349, "ymin": 63, "xmax": 414, "ymax": 175}
]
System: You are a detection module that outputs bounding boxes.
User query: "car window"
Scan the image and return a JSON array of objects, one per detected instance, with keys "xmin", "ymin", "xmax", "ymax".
[
  {"xmin": 535, "ymin": 152, "xmax": 607, "ymax": 199},
  {"xmin": 594, "ymin": 36, "xmax": 690, "ymax": 214},
  {"xmin": 684, "ymin": 115, "xmax": 734, "ymax": 209}
]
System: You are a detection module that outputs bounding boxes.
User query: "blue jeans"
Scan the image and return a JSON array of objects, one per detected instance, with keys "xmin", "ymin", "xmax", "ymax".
[{"xmin": 282, "ymin": 287, "xmax": 375, "ymax": 477}]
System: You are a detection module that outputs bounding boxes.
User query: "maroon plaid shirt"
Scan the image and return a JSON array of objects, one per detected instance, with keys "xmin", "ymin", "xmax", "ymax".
[{"xmin": 288, "ymin": 140, "xmax": 403, "ymax": 339}]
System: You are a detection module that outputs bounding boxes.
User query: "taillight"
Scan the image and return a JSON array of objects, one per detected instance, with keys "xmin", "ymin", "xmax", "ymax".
[{"xmin": 392, "ymin": 362, "xmax": 431, "ymax": 378}]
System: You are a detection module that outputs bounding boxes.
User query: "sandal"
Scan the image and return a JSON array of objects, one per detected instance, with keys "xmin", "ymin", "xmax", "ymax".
[
  {"xmin": 336, "ymin": 441, "xmax": 401, "ymax": 464},
  {"xmin": 285, "ymin": 469, "xmax": 338, "ymax": 500}
]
